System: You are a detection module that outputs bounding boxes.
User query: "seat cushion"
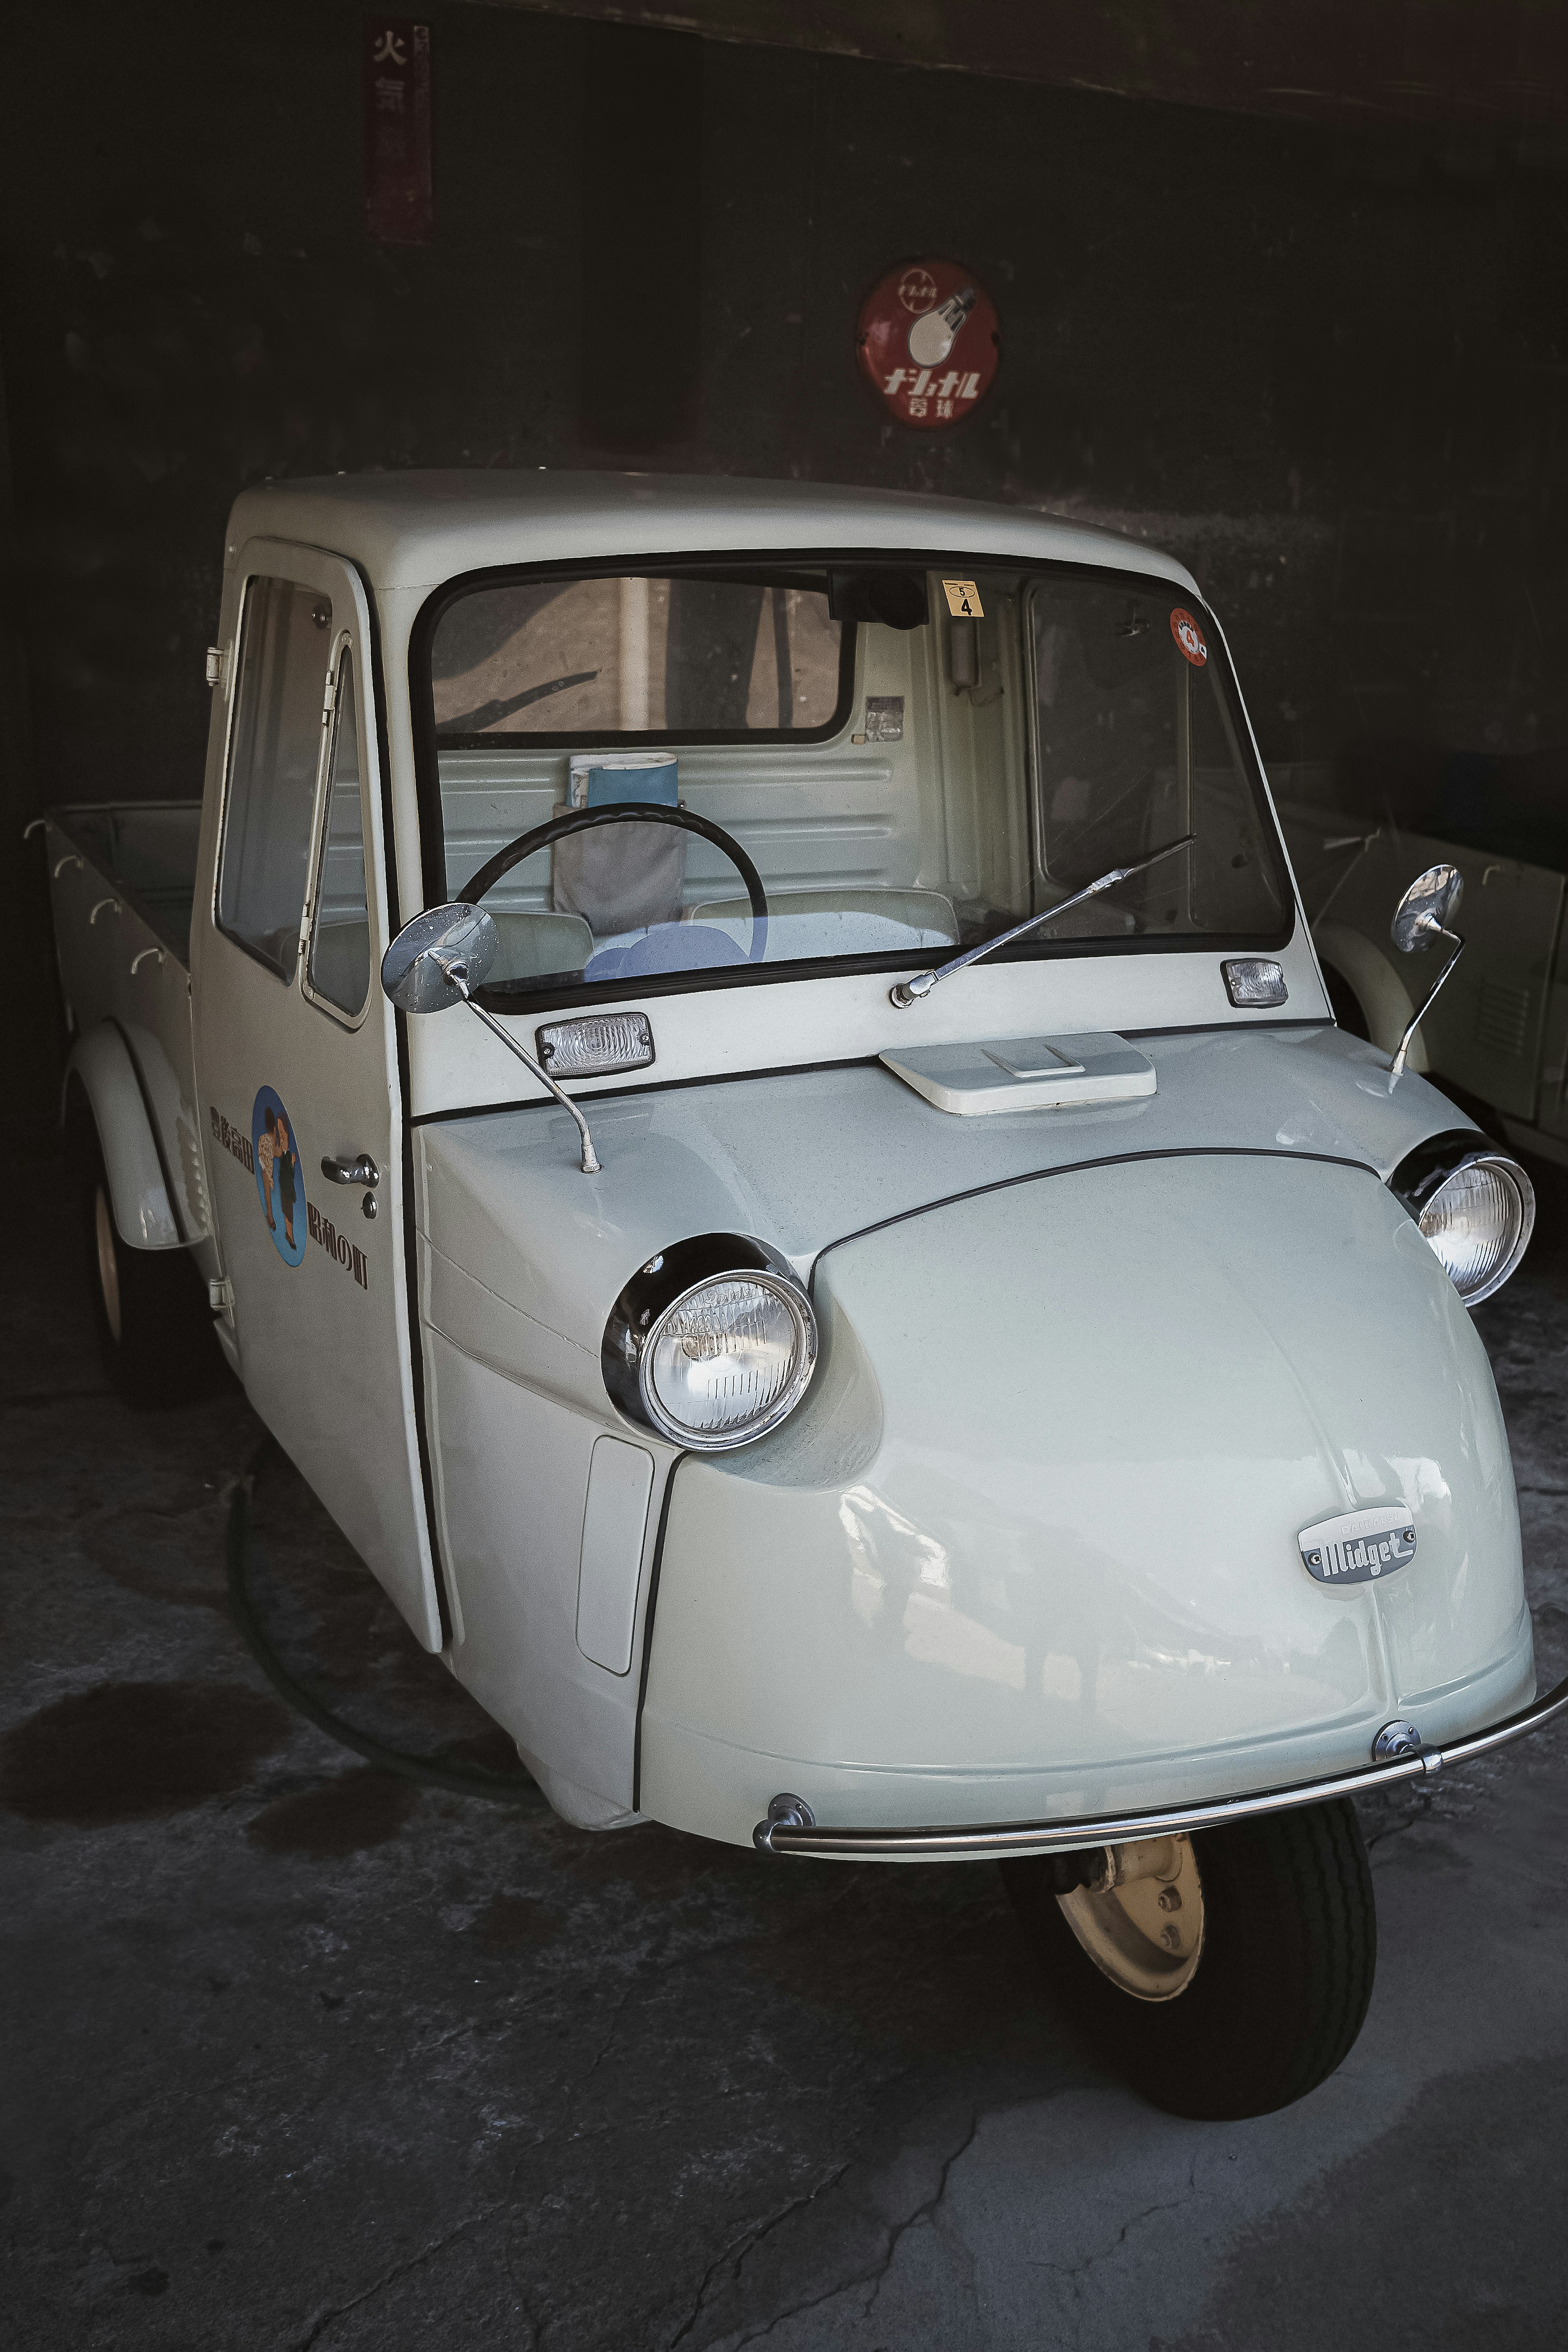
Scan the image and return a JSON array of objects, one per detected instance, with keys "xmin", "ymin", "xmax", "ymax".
[
  {"xmin": 488, "ymin": 909, "xmax": 593, "ymax": 981},
  {"xmin": 585, "ymin": 922, "xmax": 746, "ymax": 982},
  {"xmin": 683, "ymin": 886, "xmax": 959, "ymax": 960}
]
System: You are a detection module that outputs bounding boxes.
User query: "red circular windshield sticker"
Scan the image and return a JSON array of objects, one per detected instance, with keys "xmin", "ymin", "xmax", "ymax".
[
  {"xmin": 1170, "ymin": 607, "xmax": 1208, "ymax": 666},
  {"xmin": 857, "ymin": 258, "xmax": 999, "ymax": 430}
]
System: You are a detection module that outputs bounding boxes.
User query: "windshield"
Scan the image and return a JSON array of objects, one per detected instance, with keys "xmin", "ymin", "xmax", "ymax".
[{"xmin": 415, "ymin": 561, "xmax": 1290, "ymax": 1001}]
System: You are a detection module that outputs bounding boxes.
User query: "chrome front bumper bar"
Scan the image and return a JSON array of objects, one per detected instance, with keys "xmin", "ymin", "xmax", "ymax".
[{"xmin": 753, "ymin": 1671, "xmax": 1568, "ymax": 1861}]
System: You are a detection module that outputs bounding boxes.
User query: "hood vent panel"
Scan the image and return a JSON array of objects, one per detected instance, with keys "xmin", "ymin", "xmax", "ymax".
[{"xmin": 880, "ymin": 1030, "xmax": 1155, "ymax": 1116}]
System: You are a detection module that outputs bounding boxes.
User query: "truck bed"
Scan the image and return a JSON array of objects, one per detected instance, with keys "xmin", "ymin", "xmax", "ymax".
[{"xmin": 47, "ymin": 800, "xmax": 200, "ymax": 966}]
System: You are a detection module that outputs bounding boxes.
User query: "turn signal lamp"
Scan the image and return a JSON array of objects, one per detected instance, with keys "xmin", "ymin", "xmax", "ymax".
[{"xmin": 1222, "ymin": 958, "xmax": 1288, "ymax": 1008}]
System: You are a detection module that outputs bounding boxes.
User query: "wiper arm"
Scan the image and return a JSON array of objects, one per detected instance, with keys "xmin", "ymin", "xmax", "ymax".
[{"xmin": 889, "ymin": 833, "xmax": 1196, "ymax": 1009}]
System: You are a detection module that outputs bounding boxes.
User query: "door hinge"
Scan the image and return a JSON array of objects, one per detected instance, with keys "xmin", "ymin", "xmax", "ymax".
[
  {"xmin": 208, "ymin": 1275, "xmax": 235, "ymax": 1323},
  {"xmin": 322, "ymin": 666, "xmax": 339, "ymax": 724},
  {"xmin": 205, "ymin": 644, "xmax": 228, "ymax": 690}
]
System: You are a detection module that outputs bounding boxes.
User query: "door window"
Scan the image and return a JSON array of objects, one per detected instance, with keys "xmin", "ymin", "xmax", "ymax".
[
  {"xmin": 218, "ymin": 577, "xmax": 334, "ymax": 978},
  {"xmin": 306, "ymin": 649, "xmax": 371, "ymax": 1017}
]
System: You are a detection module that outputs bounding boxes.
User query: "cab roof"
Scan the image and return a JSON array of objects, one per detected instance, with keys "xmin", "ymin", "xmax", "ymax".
[{"xmin": 224, "ymin": 469, "xmax": 1198, "ymax": 602}]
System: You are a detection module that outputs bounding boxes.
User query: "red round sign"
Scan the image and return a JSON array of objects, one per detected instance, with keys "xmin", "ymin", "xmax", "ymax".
[
  {"xmin": 1170, "ymin": 606, "xmax": 1208, "ymax": 667},
  {"xmin": 857, "ymin": 257, "xmax": 999, "ymax": 431}
]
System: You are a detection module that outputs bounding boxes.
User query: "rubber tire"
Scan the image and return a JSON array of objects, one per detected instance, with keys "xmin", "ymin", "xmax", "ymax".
[
  {"xmin": 1002, "ymin": 1797, "xmax": 1377, "ymax": 2120},
  {"xmin": 79, "ymin": 1137, "xmax": 225, "ymax": 1408}
]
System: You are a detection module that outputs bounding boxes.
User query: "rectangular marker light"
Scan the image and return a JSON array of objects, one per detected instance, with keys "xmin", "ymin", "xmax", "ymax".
[
  {"xmin": 1221, "ymin": 958, "xmax": 1289, "ymax": 1008},
  {"xmin": 535, "ymin": 1011, "xmax": 655, "ymax": 1078}
]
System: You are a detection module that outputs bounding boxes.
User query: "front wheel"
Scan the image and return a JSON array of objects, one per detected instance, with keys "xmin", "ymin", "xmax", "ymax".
[{"xmin": 1002, "ymin": 1797, "xmax": 1376, "ymax": 2120}]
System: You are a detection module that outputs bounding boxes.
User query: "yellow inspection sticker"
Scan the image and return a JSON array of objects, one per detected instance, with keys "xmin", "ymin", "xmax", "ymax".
[{"xmin": 942, "ymin": 579, "xmax": 983, "ymax": 619}]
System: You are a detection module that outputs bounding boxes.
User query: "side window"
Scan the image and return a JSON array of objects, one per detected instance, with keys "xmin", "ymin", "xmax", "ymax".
[
  {"xmin": 306, "ymin": 649, "xmax": 371, "ymax": 1017},
  {"xmin": 218, "ymin": 577, "xmax": 334, "ymax": 978}
]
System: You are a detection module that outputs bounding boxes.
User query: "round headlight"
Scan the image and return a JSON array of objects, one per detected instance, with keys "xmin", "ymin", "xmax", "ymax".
[
  {"xmin": 602, "ymin": 1236, "xmax": 819, "ymax": 1451},
  {"xmin": 642, "ymin": 1272, "xmax": 815, "ymax": 1448},
  {"xmin": 1414, "ymin": 1150, "xmax": 1534, "ymax": 1305}
]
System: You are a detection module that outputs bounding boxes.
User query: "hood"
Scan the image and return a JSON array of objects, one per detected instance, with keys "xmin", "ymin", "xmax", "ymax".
[
  {"xmin": 638, "ymin": 1149, "xmax": 1527, "ymax": 1829},
  {"xmin": 415, "ymin": 1023, "xmax": 1475, "ymax": 1421}
]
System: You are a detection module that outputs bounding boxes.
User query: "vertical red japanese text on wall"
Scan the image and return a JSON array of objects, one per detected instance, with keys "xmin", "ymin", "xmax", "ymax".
[{"xmin": 364, "ymin": 20, "xmax": 433, "ymax": 245}]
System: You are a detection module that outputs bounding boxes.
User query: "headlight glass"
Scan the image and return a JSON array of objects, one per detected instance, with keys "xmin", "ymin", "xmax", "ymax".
[
  {"xmin": 641, "ymin": 1273, "xmax": 816, "ymax": 1448},
  {"xmin": 1418, "ymin": 1154, "xmax": 1534, "ymax": 1305}
]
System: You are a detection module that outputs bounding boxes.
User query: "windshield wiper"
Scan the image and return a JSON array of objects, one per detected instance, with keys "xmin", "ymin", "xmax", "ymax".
[{"xmin": 889, "ymin": 833, "xmax": 1196, "ymax": 1009}]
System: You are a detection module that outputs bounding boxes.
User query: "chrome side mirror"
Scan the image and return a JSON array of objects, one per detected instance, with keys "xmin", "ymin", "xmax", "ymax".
[
  {"xmin": 1388, "ymin": 864, "xmax": 1466, "ymax": 1082},
  {"xmin": 381, "ymin": 901, "xmax": 498, "ymax": 1012},
  {"xmin": 380, "ymin": 903, "xmax": 601, "ymax": 1174},
  {"xmin": 1391, "ymin": 863, "xmax": 1463, "ymax": 956}
]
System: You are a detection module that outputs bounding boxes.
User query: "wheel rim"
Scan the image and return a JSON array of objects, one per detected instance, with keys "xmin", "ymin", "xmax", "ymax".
[
  {"xmin": 94, "ymin": 1185, "xmax": 122, "ymax": 1346},
  {"xmin": 1057, "ymin": 1833, "xmax": 1205, "ymax": 2002}
]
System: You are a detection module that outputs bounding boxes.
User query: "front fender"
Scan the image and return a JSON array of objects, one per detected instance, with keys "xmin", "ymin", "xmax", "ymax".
[
  {"xmin": 63, "ymin": 1022, "xmax": 180, "ymax": 1249},
  {"xmin": 639, "ymin": 1152, "xmax": 1530, "ymax": 1846}
]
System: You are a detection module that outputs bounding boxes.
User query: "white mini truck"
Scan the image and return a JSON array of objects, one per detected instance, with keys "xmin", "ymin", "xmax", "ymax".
[{"xmin": 42, "ymin": 473, "xmax": 1567, "ymax": 2119}]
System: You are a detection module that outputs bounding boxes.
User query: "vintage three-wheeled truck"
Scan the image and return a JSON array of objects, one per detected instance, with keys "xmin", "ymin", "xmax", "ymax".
[{"xmin": 39, "ymin": 472, "xmax": 1566, "ymax": 2118}]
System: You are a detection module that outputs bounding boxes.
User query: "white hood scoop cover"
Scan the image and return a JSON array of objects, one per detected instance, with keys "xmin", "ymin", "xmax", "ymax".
[{"xmin": 880, "ymin": 1030, "xmax": 1156, "ymax": 1116}]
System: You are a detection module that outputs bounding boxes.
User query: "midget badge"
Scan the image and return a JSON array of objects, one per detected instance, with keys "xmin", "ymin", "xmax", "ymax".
[{"xmin": 1297, "ymin": 1503, "xmax": 1417, "ymax": 1586}]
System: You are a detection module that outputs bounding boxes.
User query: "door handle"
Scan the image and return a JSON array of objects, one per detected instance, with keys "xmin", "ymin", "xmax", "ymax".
[
  {"xmin": 321, "ymin": 1153, "xmax": 380, "ymax": 1219},
  {"xmin": 321, "ymin": 1154, "xmax": 380, "ymax": 1188}
]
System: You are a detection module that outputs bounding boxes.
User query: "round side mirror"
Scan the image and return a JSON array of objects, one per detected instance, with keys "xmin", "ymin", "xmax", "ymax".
[
  {"xmin": 1391, "ymin": 863, "xmax": 1463, "ymax": 956},
  {"xmin": 381, "ymin": 902, "xmax": 499, "ymax": 1013}
]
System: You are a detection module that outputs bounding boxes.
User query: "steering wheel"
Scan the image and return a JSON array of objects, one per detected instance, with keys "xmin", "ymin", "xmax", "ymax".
[{"xmin": 461, "ymin": 802, "xmax": 769, "ymax": 971}]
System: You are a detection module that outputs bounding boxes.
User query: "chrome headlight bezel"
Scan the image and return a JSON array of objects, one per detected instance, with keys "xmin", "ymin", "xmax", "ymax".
[
  {"xmin": 1390, "ymin": 1129, "xmax": 1535, "ymax": 1307},
  {"xmin": 602, "ymin": 1233, "xmax": 819, "ymax": 1452}
]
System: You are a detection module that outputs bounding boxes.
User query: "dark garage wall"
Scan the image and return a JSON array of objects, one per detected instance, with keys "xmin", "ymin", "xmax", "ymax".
[{"xmin": 3, "ymin": 0, "xmax": 1568, "ymax": 1092}]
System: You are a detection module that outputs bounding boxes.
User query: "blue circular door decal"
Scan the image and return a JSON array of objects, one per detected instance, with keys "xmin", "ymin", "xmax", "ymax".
[{"xmin": 252, "ymin": 1085, "xmax": 307, "ymax": 1266}]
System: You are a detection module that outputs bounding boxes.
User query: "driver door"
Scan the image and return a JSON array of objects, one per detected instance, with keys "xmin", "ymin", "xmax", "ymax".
[{"xmin": 192, "ymin": 538, "xmax": 445, "ymax": 1650}]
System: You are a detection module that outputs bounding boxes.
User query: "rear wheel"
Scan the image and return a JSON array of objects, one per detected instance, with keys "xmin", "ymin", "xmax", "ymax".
[
  {"xmin": 79, "ymin": 1138, "xmax": 225, "ymax": 1408},
  {"xmin": 1003, "ymin": 1797, "xmax": 1376, "ymax": 2119}
]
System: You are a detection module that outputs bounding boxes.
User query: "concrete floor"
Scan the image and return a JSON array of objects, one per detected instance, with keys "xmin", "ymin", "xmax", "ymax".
[{"xmin": 4, "ymin": 1122, "xmax": 1566, "ymax": 2352}]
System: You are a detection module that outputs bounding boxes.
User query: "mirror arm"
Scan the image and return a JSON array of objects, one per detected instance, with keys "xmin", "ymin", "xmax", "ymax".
[
  {"xmin": 434, "ymin": 956, "xmax": 602, "ymax": 1175},
  {"xmin": 1390, "ymin": 927, "xmax": 1464, "ymax": 1081}
]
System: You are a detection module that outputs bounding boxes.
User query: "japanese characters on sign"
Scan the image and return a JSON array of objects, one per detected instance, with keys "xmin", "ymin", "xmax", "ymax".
[
  {"xmin": 364, "ymin": 21, "xmax": 433, "ymax": 246},
  {"xmin": 857, "ymin": 258, "xmax": 999, "ymax": 431}
]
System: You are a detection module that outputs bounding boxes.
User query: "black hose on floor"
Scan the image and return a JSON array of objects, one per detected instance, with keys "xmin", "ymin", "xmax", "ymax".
[{"xmin": 226, "ymin": 1439, "xmax": 541, "ymax": 1803}]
